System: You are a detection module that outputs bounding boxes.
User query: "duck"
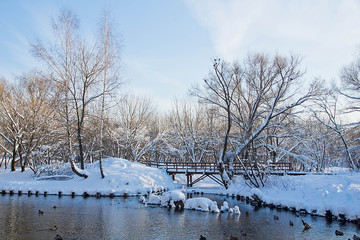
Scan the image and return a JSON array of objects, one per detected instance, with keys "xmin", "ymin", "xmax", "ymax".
[
  {"xmin": 289, "ymin": 221, "xmax": 294, "ymax": 226},
  {"xmin": 51, "ymin": 225, "xmax": 57, "ymax": 231},
  {"xmin": 301, "ymin": 219, "xmax": 311, "ymax": 230},
  {"xmin": 335, "ymin": 230, "xmax": 343, "ymax": 236},
  {"xmin": 199, "ymin": 235, "xmax": 206, "ymax": 240},
  {"xmin": 240, "ymin": 230, "xmax": 247, "ymax": 236},
  {"xmin": 53, "ymin": 206, "xmax": 57, "ymax": 209},
  {"xmin": 353, "ymin": 235, "xmax": 360, "ymax": 240},
  {"xmin": 38, "ymin": 210, "xmax": 44, "ymax": 214},
  {"xmin": 54, "ymin": 234, "xmax": 63, "ymax": 240},
  {"xmin": 274, "ymin": 215, "xmax": 279, "ymax": 220},
  {"xmin": 230, "ymin": 235, "xmax": 239, "ymax": 240}
]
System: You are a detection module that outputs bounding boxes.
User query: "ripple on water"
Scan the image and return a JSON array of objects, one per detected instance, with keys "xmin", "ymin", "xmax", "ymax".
[{"xmin": 0, "ymin": 194, "xmax": 359, "ymax": 239}]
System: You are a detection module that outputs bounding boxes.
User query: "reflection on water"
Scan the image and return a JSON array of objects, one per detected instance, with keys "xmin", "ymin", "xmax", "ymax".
[{"xmin": 0, "ymin": 193, "xmax": 359, "ymax": 240}]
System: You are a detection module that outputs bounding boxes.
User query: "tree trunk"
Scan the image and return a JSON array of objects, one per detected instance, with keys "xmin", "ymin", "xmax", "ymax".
[
  {"xmin": 11, "ymin": 140, "xmax": 17, "ymax": 171},
  {"xmin": 339, "ymin": 132, "xmax": 356, "ymax": 170},
  {"xmin": 18, "ymin": 143, "xmax": 26, "ymax": 172},
  {"xmin": 70, "ymin": 157, "xmax": 88, "ymax": 178},
  {"xmin": 99, "ymin": 13, "xmax": 108, "ymax": 179},
  {"xmin": 77, "ymin": 127, "xmax": 85, "ymax": 170},
  {"xmin": 0, "ymin": 153, "xmax": 5, "ymax": 169},
  {"xmin": 19, "ymin": 152, "xmax": 25, "ymax": 172},
  {"xmin": 99, "ymin": 157, "xmax": 105, "ymax": 178},
  {"xmin": 218, "ymin": 105, "xmax": 232, "ymax": 189}
]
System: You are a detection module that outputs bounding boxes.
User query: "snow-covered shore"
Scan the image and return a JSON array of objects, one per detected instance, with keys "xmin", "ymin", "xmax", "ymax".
[
  {"xmin": 1, "ymin": 158, "xmax": 359, "ymax": 222},
  {"xmin": 226, "ymin": 173, "xmax": 360, "ymax": 221},
  {"xmin": 0, "ymin": 158, "xmax": 179, "ymax": 196}
]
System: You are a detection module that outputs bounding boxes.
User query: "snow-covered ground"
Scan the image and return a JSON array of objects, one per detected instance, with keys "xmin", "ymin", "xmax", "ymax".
[
  {"xmin": 1, "ymin": 159, "xmax": 359, "ymax": 221},
  {"xmin": 175, "ymin": 171, "xmax": 360, "ymax": 221},
  {"xmin": 226, "ymin": 173, "xmax": 360, "ymax": 220},
  {"xmin": 0, "ymin": 158, "xmax": 179, "ymax": 196}
]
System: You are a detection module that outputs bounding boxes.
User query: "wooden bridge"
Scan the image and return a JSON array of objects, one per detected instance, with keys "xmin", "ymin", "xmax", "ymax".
[{"xmin": 138, "ymin": 160, "xmax": 299, "ymax": 187}]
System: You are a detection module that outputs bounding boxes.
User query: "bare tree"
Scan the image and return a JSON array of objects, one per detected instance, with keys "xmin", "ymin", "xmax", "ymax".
[
  {"xmin": 31, "ymin": 9, "xmax": 84, "ymax": 175},
  {"xmin": 322, "ymin": 53, "xmax": 360, "ymax": 170},
  {"xmin": 295, "ymin": 117, "xmax": 339, "ymax": 171},
  {"xmin": 339, "ymin": 54, "xmax": 360, "ymax": 113},
  {"xmin": 111, "ymin": 95, "xmax": 155, "ymax": 162},
  {"xmin": 16, "ymin": 73, "xmax": 56, "ymax": 172},
  {"xmin": 0, "ymin": 78, "xmax": 19, "ymax": 171},
  {"xmin": 313, "ymin": 92, "xmax": 358, "ymax": 170},
  {"xmin": 31, "ymin": 9, "xmax": 124, "ymax": 178},
  {"xmin": 97, "ymin": 11, "xmax": 122, "ymax": 178},
  {"xmin": 192, "ymin": 53, "xmax": 321, "ymax": 188},
  {"xmin": 169, "ymin": 100, "xmax": 215, "ymax": 163},
  {"xmin": 70, "ymin": 40, "xmax": 105, "ymax": 171},
  {"xmin": 0, "ymin": 74, "xmax": 55, "ymax": 172},
  {"xmin": 191, "ymin": 59, "xmax": 241, "ymax": 188}
]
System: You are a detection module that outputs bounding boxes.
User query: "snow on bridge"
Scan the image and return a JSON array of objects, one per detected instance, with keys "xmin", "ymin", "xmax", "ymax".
[{"xmin": 138, "ymin": 160, "xmax": 301, "ymax": 187}]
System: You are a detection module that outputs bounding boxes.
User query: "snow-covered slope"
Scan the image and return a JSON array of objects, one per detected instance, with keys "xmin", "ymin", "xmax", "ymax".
[
  {"xmin": 227, "ymin": 173, "xmax": 360, "ymax": 220},
  {"xmin": 0, "ymin": 158, "xmax": 179, "ymax": 196}
]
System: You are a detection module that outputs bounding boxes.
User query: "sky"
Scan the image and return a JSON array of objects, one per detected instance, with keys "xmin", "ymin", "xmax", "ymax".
[{"xmin": 1, "ymin": 0, "xmax": 360, "ymax": 111}]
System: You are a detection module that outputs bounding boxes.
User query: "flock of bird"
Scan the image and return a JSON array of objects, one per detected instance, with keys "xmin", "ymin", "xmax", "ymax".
[
  {"xmin": 37, "ymin": 206, "xmax": 63, "ymax": 240},
  {"xmin": 198, "ymin": 213, "xmax": 360, "ymax": 240}
]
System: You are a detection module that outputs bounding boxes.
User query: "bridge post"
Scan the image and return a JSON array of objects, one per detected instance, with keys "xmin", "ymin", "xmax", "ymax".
[{"xmin": 186, "ymin": 174, "xmax": 193, "ymax": 187}]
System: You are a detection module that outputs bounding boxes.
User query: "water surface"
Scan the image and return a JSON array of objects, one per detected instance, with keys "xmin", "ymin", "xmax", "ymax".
[{"xmin": 0, "ymin": 194, "xmax": 359, "ymax": 239}]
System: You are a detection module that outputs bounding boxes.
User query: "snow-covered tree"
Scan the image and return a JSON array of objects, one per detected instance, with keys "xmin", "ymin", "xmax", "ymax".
[
  {"xmin": 313, "ymin": 92, "xmax": 358, "ymax": 170},
  {"xmin": 0, "ymin": 73, "xmax": 55, "ymax": 172},
  {"xmin": 339, "ymin": 53, "xmax": 360, "ymax": 114},
  {"xmin": 96, "ymin": 10, "xmax": 123, "ymax": 178},
  {"xmin": 168, "ymin": 100, "xmax": 221, "ymax": 163},
  {"xmin": 192, "ymin": 53, "xmax": 321, "ymax": 188},
  {"xmin": 31, "ymin": 9, "xmax": 123, "ymax": 178},
  {"xmin": 31, "ymin": 9, "xmax": 83, "ymax": 176},
  {"xmin": 109, "ymin": 95, "xmax": 156, "ymax": 162}
]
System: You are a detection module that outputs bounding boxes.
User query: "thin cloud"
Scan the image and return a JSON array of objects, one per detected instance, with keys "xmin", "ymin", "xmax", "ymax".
[
  {"xmin": 0, "ymin": 21, "xmax": 39, "ymax": 79},
  {"xmin": 184, "ymin": 0, "xmax": 265, "ymax": 59},
  {"xmin": 184, "ymin": 0, "xmax": 360, "ymax": 79},
  {"xmin": 21, "ymin": 2, "xmax": 57, "ymax": 42}
]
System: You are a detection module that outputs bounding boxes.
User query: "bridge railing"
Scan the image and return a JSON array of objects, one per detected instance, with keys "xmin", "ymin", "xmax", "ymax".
[
  {"xmin": 139, "ymin": 161, "xmax": 218, "ymax": 173},
  {"xmin": 266, "ymin": 162, "xmax": 293, "ymax": 171},
  {"xmin": 138, "ymin": 160, "xmax": 292, "ymax": 173}
]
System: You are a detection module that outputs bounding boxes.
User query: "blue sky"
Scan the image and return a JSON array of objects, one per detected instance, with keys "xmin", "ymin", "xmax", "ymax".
[{"xmin": 1, "ymin": 0, "xmax": 360, "ymax": 110}]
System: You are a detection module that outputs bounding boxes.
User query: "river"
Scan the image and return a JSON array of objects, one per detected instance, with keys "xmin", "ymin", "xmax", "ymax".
[{"xmin": 0, "ymin": 194, "xmax": 359, "ymax": 239}]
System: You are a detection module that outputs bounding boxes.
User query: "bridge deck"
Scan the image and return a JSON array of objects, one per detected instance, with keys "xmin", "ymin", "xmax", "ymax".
[{"xmin": 138, "ymin": 160, "xmax": 302, "ymax": 186}]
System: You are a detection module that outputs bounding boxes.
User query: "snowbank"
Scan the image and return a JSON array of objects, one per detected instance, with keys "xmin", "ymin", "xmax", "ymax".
[
  {"xmin": 142, "ymin": 191, "xmax": 244, "ymax": 215},
  {"xmin": 184, "ymin": 197, "xmax": 219, "ymax": 212},
  {"xmin": 227, "ymin": 173, "xmax": 360, "ymax": 220},
  {"xmin": 147, "ymin": 194, "xmax": 161, "ymax": 205},
  {"xmin": 160, "ymin": 189, "xmax": 186, "ymax": 206},
  {"xmin": 144, "ymin": 190, "xmax": 186, "ymax": 206},
  {"xmin": 220, "ymin": 201, "xmax": 229, "ymax": 212},
  {"xmin": 0, "ymin": 158, "xmax": 179, "ymax": 196}
]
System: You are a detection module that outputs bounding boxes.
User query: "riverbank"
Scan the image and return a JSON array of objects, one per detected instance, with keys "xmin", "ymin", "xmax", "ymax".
[
  {"xmin": 0, "ymin": 158, "xmax": 179, "ymax": 196},
  {"xmin": 1, "ymin": 159, "xmax": 360, "ymax": 222},
  {"xmin": 224, "ymin": 173, "xmax": 360, "ymax": 221}
]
